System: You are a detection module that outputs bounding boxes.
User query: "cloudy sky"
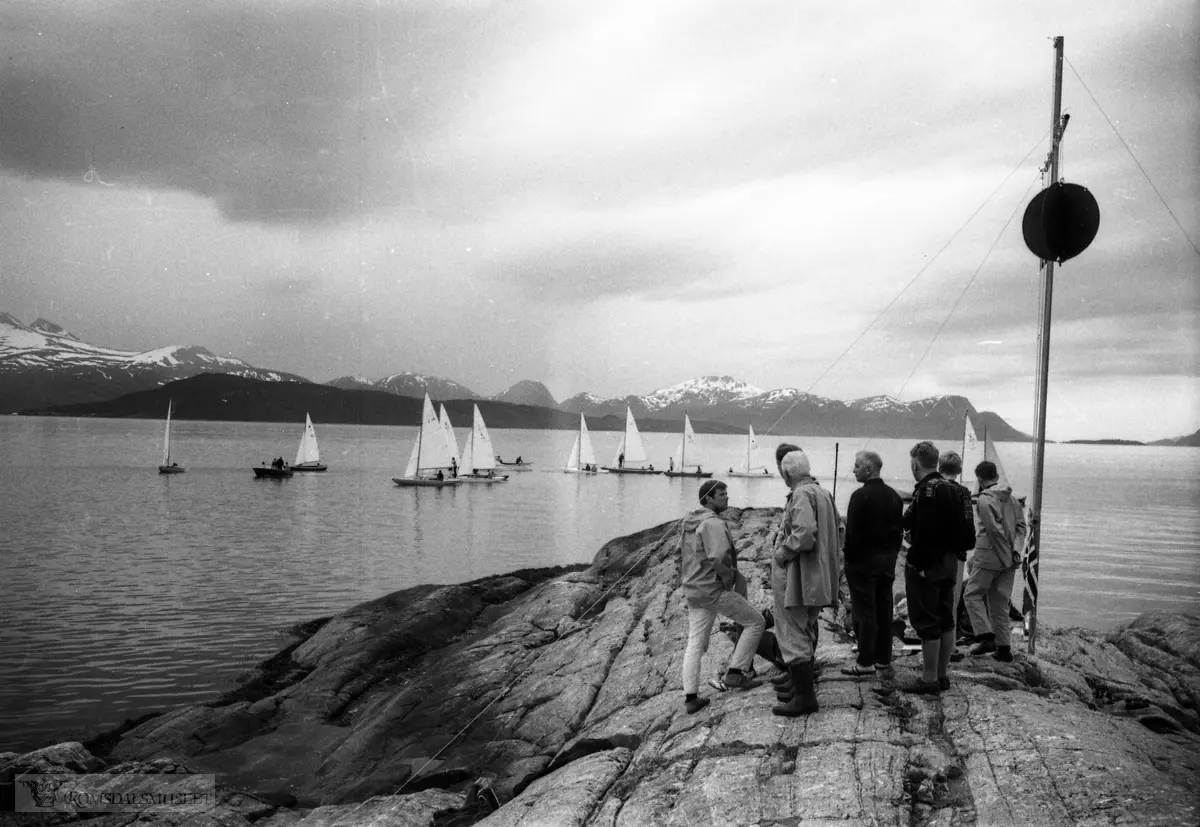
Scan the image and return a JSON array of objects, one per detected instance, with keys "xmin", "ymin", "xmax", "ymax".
[{"xmin": 2, "ymin": 0, "xmax": 1196, "ymax": 440}]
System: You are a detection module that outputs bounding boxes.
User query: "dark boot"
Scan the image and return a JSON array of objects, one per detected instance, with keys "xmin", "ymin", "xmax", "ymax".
[
  {"xmin": 769, "ymin": 670, "xmax": 792, "ymax": 688},
  {"xmin": 970, "ymin": 633, "xmax": 997, "ymax": 656},
  {"xmin": 993, "ymin": 645, "xmax": 1013, "ymax": 662},
  {"xmin": 772, "ymin": 661, "xmax": 818, "ymax": 717}
]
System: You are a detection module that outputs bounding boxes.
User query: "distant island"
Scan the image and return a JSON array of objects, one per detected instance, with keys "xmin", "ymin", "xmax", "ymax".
[{"xmin": 1063, "ymin": 439, "xmax": 1146, "ymax": 446}]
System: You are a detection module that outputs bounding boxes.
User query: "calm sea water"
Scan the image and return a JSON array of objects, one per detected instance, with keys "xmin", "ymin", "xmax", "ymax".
[{"xmin": 1, "ymin": 416, "xmax": 1197, "ymax": 753}]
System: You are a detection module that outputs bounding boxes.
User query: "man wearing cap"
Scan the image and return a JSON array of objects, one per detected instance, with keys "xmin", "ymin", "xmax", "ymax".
[
  {"xmin": 770, "ymin": 449, "xmax": 842, "ymax": 716},
  {"xmin": 964, "ymin": 460, "xmax": 1027, "ymax": 662},
  {"xmin": 891, "ymin": 441, "xmax": 961, "ymax": 695},
  {"xmin": 938, "ymin": 449, "xmax": 972, "ymax": 662},
  {"xmin": 678, "ymin": 480, "xmax": 766, "ymax": 715}
]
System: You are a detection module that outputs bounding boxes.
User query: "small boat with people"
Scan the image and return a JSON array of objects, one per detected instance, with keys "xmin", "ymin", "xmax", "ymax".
[
  {"xmin": 562, "ymin": 412, "xmax": 603, "ymax": 473},
  {"xmin": 663, "ymin": 414, "xmax": 713, "ymax": 478},
  {"xmin": 394, "ymin": 393, "xmax": 461, "ymax": 487},
  {"xmin": 254, "ymin": 457, "xmax": 293, "ymax": 478},
  {"xmin": 458, "ymin": 405, "xmax": 509, "ymax": 484},
  {"xmin": 157, "ymin": 399, "xmax": 185, "ymax": 474},
  {"xmin": 727, "ymin": 424, "xmax": 774, "ymax": 478},
  {"xmin": 291, "ymin": 413, "xmax": 327, "ymax": 472},
  {"xmin": 495, "ymin": 455, "xmax": 533, "ymax": 471},
  {"xmin": 601, "ymin": 406, "xmax": 661, "ymax": 474}
]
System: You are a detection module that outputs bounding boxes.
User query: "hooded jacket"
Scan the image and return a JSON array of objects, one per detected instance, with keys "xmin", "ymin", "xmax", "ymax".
[
  {"xmin": 974, "ymin": 484, "xmax": 1027, "ymax": 570},
  {"xmin": 679, "ymin": 507, "xmax": 737, "ymax": 607}
]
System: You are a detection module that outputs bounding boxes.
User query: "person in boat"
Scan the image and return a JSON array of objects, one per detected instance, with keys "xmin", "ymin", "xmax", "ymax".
[
  {"xmin": 963, "ymin": 460, "xmax": 1027, "ymax": 663},
  {"xmin": 763, "ymin": 468, "xmax": 770, "ymax": 476},
  {"xmin": 696, "ymin": 465, "xmax": 703, "ymax": 475},
  {"xmin": 648, "ymin": 464, "xmax": 654, "ymax": 471},
  {"xmin": 272, "ymin": 457, "xmax": 283, "ymax": 470},
  {"xmin": 678, "ymin": 480, "xmax": 765, "ymax": 715},
  {"xmin": 938, "ymin": 450, "xmax": 973, "ymax": 661},
  {"xmin": 515, "ymin": 456, "xmax": 523, "ymax": 464},
  {"xmin": 839, "ymin": 450, "xmax": 903, "ymax": 680},
  {"xmin": 886, "ymin": 441, "xmax": 961, "ymax": 696},
  {"xmin": 436, "ymin": 470, "xmax": 444, "ymax": 481},
  {"xmin": 618, "ymin": 452, "xmax": 625, "ymax": 469},
  {"xmin": 770, "ymin": 449, "xmax": 841, "ymax": 717},
  {"xmin": 669, "ymin": 458, "xmax": 675, "ymax": 473},
  {"xmin": 450, "ymin": 458, "xmax": 458, "ymax": 478},
  {"xmin": 729, "ymin": 466, "xmax": 735, "ymax": 474}
]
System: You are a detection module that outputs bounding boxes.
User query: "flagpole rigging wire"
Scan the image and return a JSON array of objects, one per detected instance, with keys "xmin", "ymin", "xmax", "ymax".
[
  {"xmin": 1065, "ymin": 57, "xmax": 1200, "ymax": 258},
  {"xmin": 760, "ymin": 128, "xmax": 1052, "ymax": 438}
]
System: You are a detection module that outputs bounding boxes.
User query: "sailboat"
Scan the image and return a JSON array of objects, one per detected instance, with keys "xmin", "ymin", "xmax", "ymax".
[
  {"xmin": 664, "ymin": 414, "xmax": 712, "ymax": 478},
  {"xmin": 601, "ymin": 406, "xmax": 661, "ymax": 474},
  {"xmin": 291, "ymin": 413, "xmax": 327, "ymax": 472},
  {"xmin": 457, "ymin": 405, "xmax": 509, "ymax": 483},
  {"xmin": 157, "ymin": 399, "xmax": 184, "ymax": 474},
  {"xmin": 727, "ymin": 424, "xmax": 773, "ymax": 478},
  {"xmin": 562, "ymin": 412, "xmax": 602, "ymax": 473},
  {"xmin": 393, "ymin": 393, "xmax": 461, "ymax": 487},
  {"xmin": 439, "ymin": 404, "xmax": 461, "ymax": 478},
  {"xmin": 959, "ymin": 412, "xmax": 1011, "ymax": 493}
]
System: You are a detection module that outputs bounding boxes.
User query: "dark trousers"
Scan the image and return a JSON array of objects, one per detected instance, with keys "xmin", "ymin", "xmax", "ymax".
[{"xmin": 846, "ymin": 565, "xmax": 896, "ymax": 667}]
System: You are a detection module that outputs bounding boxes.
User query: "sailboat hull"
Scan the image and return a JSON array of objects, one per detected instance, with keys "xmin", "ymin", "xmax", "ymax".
[
  {"xmin": 496, "ymin": 463, "xmax": 532, "ymax": 471},
  {"xmin": 600, "ymin": 466, "xmax": 662, "ymax": 475},
  {"xmin": 254, "ymin": 467, "xmax": 293, "ymax": 478},
  {"xmin": 663, "ymin": 471, "xmax": 713, "ymax": 478},
  {"xmin": 292, "ymin": 462, "xmax": 328, "ymax": 472},
  {"xmin": 458, "ymin": 474, "xmax": 509, "ymax": 483},
  {"xmin": 392, "ymin": 477, "xmax": 459, "ymax": 487},
  {"xmin": 157, "ymin": 465, "xmax": 185, "ymax": 474},
  {"xmin": 562, "ymin": 467, "xmax": 604, "ymax": 474},
  {"xmin": 726, "ymin": 471, "xmax": 774, "ymax": 478}
]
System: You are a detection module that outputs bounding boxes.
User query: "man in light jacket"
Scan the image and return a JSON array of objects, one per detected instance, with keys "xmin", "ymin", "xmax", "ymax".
[
  {"xmin": 679, "ymin": 480, "xmax": 765, "ymax": 715},
  {"xmin": 964, "ymin": 461, "xmax": 1028, "ymax": 662},
  {"xmin": 770, "ymin": 450, "xmax": 842, "ymax": 716}
]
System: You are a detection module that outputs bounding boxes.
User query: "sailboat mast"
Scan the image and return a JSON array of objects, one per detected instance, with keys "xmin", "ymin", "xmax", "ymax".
[
  {"xmin": 681, "ymin": 415, "xmax": 686, "ymax": 469},
  {"xmin": 1026, "ymin": 35, "xmax": 1064, "ymax": 656},
  {"xmin": 416, "ymin": 395, "xmax": 425, "ymax": 475}
]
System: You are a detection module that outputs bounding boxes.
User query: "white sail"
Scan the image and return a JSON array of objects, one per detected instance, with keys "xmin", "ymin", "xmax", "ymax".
[
  {"xmin": 564, "ymin": 434, "xmax": 582, "ymax": 471},
  {"xmin": 984, "ymin": 429, "xmax": 1012, "ymax": 490},
  {"xmin": 961, "ymin": 413, "xmax": 985, "ymax": 489},
  {"xmin": 733, "ymin": 424, "xmax": 769, "ymax": 474},
  {"xmin": 161, "ymin": 399, "xmax": 173, "ymax": 466},
  {"xmin": 672, "ymin": 414, "xmax": 701, "ymax": 469},
  {"xmin": 579, "ymin": 414, "xmax": 596, "ymax": 466},
  {"xmin": 611, "ymin": 406, "xmax": 648, "ymax": 466},
  {"xmin": 294, "ymin": 414, "xmax": 320, "ymax": 465},
  {"xmin": 401, "ymin": 393, "xmax": 454, "ymax": 478},
  {"xmin": 469, "ymin": 405, "xmax": 497, "ymax": 471},
  {"xmin": 439, "ymin": 405, "xmax": 460, "ymax": 470},
  {"xmin": 460, "ymin": 419, "xmax": 475, "ymax": 473},
  {"xmin": 565, "ymin": 414, "xmax": 598, "ymax": 471}
]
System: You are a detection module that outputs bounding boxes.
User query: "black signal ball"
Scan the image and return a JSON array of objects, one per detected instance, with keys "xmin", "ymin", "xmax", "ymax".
[{"xmin": 1022, "ymin": 182, "xmax": 1100, "ymax": 264}]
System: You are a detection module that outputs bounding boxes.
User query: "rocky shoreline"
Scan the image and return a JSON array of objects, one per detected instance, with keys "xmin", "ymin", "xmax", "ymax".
[{"xmin": 3, "ymin": 507, "xmax": 1198, "ymax": 826}]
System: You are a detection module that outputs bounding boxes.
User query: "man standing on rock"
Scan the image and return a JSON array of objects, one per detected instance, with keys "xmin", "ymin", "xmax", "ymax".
[
  {"xmin": 938, "ymin": 450, "xmax": 972, "ymax": 663},
  {"xmin": 892, "ymin": 441, "xmax": 961, "ymax": 694},
  {"xmin": 840, "ymin": 450, "xmax": 904, "ymax": 679},
  {"xmin": 964, "ymin": 460, "xmax": 1027, "ymax": 662},
  {"xmin": 770, "ymin": 450, "xmax": 842, "ymax": 716},
  {"xmin": 679, "ymin": 479, "xmax": 766, "ymax": 714}
]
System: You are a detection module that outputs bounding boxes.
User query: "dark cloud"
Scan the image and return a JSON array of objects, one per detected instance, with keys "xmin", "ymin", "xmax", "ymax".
[
  {"xmin": 0, "ymin": 1, "xmax": 511, "ymax": 224},
  {"xmin": 482, "ymin": 233, "xmax": 732, "ymax": 303}
]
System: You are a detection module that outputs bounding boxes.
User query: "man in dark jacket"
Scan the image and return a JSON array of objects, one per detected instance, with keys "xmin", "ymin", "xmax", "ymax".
[
  {"xmin": 896, "ymin": 441, "xmax": 960, "ymax": 694},
  {"xmin": 678, "ymin": 480, "xmax": 765, "ymax": 714},
  {"xmin": 840, "ymin": 450, "xmax": 903, "ymax": 678}
]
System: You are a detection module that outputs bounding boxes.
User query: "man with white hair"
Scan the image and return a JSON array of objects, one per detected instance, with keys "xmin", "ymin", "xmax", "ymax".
[{"xmin": 770, "ymin": 449, "xmax": 842, "ymax": 716}]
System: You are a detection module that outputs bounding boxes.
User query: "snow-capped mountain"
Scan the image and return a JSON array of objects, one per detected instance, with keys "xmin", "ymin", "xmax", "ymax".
[
  {"xmin": 326, "ymin": 372, "xmax": 479, "ymax": 401},
  {"xmin": 639, "ymin": 375, "xmax": 764, "ymax": 412},
  {"xmin": 491, "ymin": 380, "xmax": 558, "ymax": 408},
  {"xmin": 0, "ymin": 314, "xmax": 309, "ymax": 413}
]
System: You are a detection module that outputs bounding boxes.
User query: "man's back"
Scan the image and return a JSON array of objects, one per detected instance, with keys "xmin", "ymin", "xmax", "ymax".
[
  {"xmin": 844, "ymin": 479, "xmax": 903, "ymax": 567},
  {"xmin": 906, "ymin": 472, "xmax": 961, "ymax": 578}
]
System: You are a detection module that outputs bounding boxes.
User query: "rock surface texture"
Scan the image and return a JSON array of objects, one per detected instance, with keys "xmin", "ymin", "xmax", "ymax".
[{"xmin": 2, "ymin": 508, "xmax": 1197, "ymax": 826}]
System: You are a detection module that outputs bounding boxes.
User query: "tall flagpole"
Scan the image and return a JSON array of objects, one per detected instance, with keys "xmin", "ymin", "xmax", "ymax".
[{"xmin": 1025, "ymin": 36, "xmax": 1065, "ymax": 655}]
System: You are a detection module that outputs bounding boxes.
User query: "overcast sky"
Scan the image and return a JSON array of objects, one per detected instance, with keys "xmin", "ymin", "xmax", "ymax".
[{"xmin": 2, "ymin": 1, "xmax": 1196, "ymax": 440}]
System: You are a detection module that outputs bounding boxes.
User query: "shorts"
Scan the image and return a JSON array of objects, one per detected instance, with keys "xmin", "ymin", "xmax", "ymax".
[{"xmin": 905, "ymin": 562, "xmax": 956, "ymax": 641}]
